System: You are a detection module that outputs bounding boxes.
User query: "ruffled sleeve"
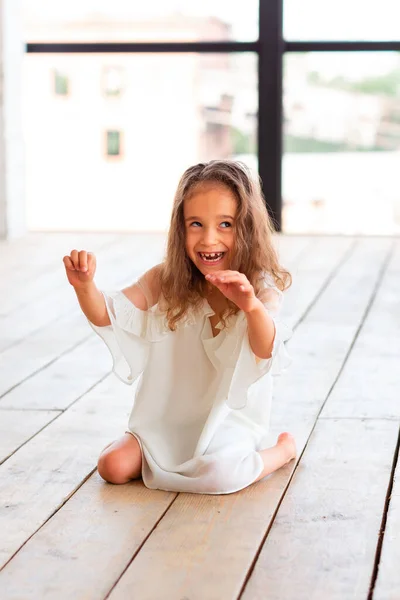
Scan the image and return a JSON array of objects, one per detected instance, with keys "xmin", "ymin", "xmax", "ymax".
[
  {"xmin": 88, "ymin": 290, "xmax": 168, "ymax": 385},
  {"xmin": 215, "ymin": 279, "xmax": 293, "ymax": 410},
  {"xmin": 224, "ymin": 315, "xmax": 292, "ymax": 409}
]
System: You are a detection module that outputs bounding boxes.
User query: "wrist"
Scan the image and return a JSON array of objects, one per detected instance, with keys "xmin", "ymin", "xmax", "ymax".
[
  {"xmin": 243, "ymin": 297, "xmax": 264, "ymax": 315},
  {"xmin": 73, "ymin": 280, "xmax": 96, "ymax": 294}
]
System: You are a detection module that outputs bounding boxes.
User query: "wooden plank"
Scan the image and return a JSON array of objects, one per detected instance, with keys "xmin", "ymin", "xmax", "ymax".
[
  {"xmin": 280, "ymin": 236, "xmax": 354, "ymax": 328},
  {"xmin": 0, "ymin": 374, "xmax": 135, "ymax": 567},
  {"xmin": 313, "ymin": 240, "xmax": 400, "ymax": 598},
  {"xmin": 0, "ymin": 311, "xmax": 92, "ymax": 397},
  {"xmin": 269, "ymin": 237, "xmax": 393, "ymax": 436},
  {"xmin": 272, "ymin": 234, "xmax": 312, "ymax": 266},
  {"xmin": 241, "ymin": 239, "xmax": 398, "ymax": 599},
  {"xmin": 241, "ymin": 418, "xmax": 398, "ymax": 600},
  {"xmin": 0, "ymin": 236, "xmax": 349, "ymax": 596},
  {"xmin": 0, "ymin": 232, "xmax": 166, "ymax": 350},
  {"xmin": 0, "ymin": 234, "xmax": 166, "ymax": 397},
  {"xmin": 374, "ymin": 451, "xmax": 400, "ymax": 600},
  {"xmin": 0, "ymin": 475, "xmax": 176, "ymax": 600},
  {"xmin": 0, "ymin": 409, "xmax": 60, "ymax": 463},
  {"xmin": 0, "ymin": 336, "xmax": 110, "ymax": 411},
  {"xmin": 320, "ymin": 238, "xmax": 400, "ymax": 420},
  {"xmin": 0, "ymin": 233, "xmax": 117, "ymax": 313}
]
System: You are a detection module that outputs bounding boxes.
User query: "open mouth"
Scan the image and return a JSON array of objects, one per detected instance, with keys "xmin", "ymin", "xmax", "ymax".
[{"xmin": 198, "ymin": 251, "xmax": 226, "ymax": 264}]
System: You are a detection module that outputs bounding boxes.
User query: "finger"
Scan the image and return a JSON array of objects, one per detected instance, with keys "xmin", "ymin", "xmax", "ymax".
[
  {"xmin": 206, "ymin": 270, "xmax": 238, "ymax": 280},
  {"xmin": 87, "ymin": 252, "xmax": 96, "ymax": 271},
  {"xmin": 78, "ymin": 250, "xmax": 88, "ymax": 272},
  {"xmin": 70, "ymin": 249, "xmax": 79, "ymax": 269},
  {"xmin": 63, "ymin": 256, "xmax": 76, "ymax": 271},
  {"xmin": 210, "ymin": 273, "xmax": 245, "ymax": 284}
]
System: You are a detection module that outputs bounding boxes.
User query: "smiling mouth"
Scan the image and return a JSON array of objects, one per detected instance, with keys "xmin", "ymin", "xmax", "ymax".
[{"xmin": 198, "ymin": 251, "xmax": 226, "ymax": 263}]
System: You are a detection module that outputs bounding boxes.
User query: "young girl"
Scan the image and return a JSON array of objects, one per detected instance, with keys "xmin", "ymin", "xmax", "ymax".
[{"xmin": 63, "ymin": 160, "xmax": 296, "ymax": 495}]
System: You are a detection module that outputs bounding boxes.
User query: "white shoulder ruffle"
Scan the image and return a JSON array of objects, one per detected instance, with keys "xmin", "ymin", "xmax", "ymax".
[
  {"xmin": 88, "ymin": 290, "xmax": 170, "ymax": 385},
  {"xmin": 107, "ymin": 290, "xmax": 170, "ymax": 342}
]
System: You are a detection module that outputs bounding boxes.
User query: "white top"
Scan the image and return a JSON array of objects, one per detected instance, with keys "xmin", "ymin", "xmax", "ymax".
[{"xmin": 90, "ymin": 279, "xmax": 292, "ymax": 495}]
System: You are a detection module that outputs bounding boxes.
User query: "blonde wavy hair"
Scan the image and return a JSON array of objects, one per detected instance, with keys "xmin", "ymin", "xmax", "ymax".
[{"xmin": 159, "ymin": 160, "xmax": 291, "ymax": 330}]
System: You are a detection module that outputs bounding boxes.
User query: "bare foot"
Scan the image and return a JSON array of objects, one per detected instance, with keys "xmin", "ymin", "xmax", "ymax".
[{"xmin": 277, "ymin": 432, "xmax": 297, "ymax": 464}]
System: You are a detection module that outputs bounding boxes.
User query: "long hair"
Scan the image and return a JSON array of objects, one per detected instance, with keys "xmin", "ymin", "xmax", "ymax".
[{"xmin": 159, "ymin": 160, "xmax": 291, "ymax": 330}]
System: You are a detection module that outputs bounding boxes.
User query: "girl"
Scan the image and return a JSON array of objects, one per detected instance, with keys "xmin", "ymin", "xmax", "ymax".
[{"xmin": 63, "ymin": 160, "xmax": 296, "ymax": 495}]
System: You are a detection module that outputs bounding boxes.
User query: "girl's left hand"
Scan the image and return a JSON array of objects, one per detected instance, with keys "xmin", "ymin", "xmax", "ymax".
[{"xmin": 205, "ymin": 271, "xmax": 260, "ymax": 313}]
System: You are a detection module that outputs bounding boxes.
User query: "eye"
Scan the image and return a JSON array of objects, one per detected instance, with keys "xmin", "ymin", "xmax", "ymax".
[
  {"xmin": 220, "ymin": 221, "xmax": 232, "ymax": 228},
  {"xmin": 189, "ymin": 221, "xmax": 202, "ymax": 227}
]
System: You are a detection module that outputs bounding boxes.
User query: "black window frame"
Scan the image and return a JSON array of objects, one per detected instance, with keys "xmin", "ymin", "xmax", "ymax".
[{"xmin": 26, "ymin": 1, "xmax": 400, "ymax": 231}]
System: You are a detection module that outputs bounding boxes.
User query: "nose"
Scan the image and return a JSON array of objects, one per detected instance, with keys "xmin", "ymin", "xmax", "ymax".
[{"xmin": 201, "ymin": 226, "xmax": 218, "ymax": 247}]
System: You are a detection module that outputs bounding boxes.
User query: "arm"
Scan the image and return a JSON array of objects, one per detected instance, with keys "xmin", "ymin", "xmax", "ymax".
[
  {"xmin": 64, "ymin": 249, "xmax": 161, "ymax": 327},
  {"xmin": 63, "ymin": 249, "xmax": 110, "ymax": 327},
  {"xmin": 245, "ymin": 299, "xmax": 276, "ymax": 360},
  {"xmin": 205, "ymin": 270, "xmax": 277, "ymax": 361},
  {"xmin": 74, "ymin": 281, "xmax": 110, "ymax": 327}
]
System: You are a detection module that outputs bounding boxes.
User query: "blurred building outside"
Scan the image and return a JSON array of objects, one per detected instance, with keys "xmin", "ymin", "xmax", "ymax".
[{"xmin": 23, "ymin": 10, "xmax": 400, "ymax": 234}]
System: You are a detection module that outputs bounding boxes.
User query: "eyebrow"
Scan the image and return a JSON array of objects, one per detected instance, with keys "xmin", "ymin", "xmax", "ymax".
[{"xmin": 184, "ymin": 214, "xmax": 235, "ymax": 222}]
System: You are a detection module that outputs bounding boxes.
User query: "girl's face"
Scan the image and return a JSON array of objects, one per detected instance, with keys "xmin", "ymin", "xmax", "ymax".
[{"xmin": 183, "ymin": 183, "xmax": 237, "ymax": 276}]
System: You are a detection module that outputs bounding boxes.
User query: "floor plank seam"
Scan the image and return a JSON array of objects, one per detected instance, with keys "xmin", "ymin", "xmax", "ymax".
[
  {"xmin": 312, "ymin": 239, "xmax": 394, "ymax": 427},
  {"xmin": 291, "ymin": 238, "xmax": 358, "ymax": 329},
  {"xmin": 237, "ymin": 460, "xmax": 302, "ymax": 599},
  {"xmin": 0, "ymin": 235, "xmax": 121, "ymax": 320},
  {"xmin": 367, "ymin": 425, "xmax": 400, "ymax": 600},
  {"xmin": 0, "ymin": 412, "xmax": 62, "ymax": 466},
  {"xmin": 282, "ymin": 238, "xmax": 315, "ymax": 269},
  {"xmin": 0, "ymin": 307, "xmax": 81, "ymax": 355},
  {"xmin": 0, "ymin": 466, "xmax": 98, "ymax": 573},
  {"xmin": 0, "ymin": 407, "xmax": 62, "ymax": 412},
  {"xmin": 239, "ymin": 239, "xmax": 394, "ymax": 599},
  {"xmin": 319, "ymin": 417, "xmax": 400, "ymax": 421},
  {"xmin": 102, "ymin": 494, "xmax": 179, "ymax": 600},
  {"xmin": 0, "ymin": 331, "xmax": 95, "ymax": 400},
  {"xmin": 2, "ymin": 234, "xmax": 396, "ymax": 596},
  {"xmin": 0, "ymin": 370, "xmax": 111, "ymax": 467}
]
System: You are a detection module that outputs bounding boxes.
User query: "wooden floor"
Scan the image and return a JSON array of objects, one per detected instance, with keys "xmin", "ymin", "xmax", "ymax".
[{"xmin": 0, "ymin": 232, "xmax": 399, "ymax": 600}]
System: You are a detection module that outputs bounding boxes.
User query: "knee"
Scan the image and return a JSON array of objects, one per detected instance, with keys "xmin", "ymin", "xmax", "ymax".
[{"xmin": 97, "ymin": 449, "xmax": 132, "ymax": 484}]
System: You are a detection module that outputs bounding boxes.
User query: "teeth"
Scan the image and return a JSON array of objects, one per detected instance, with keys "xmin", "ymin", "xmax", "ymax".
[{"xmin": 200, "ymin": 252, "xmax": 223, "ymax": 261}]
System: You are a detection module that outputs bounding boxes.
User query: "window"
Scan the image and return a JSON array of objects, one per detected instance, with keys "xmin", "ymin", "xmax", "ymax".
[
  {"xmin": 282, "ymin": 52, "xmax": 400, "ymax": 234},
  {"xmin": 24, "ymin": 2, "xmax": 259, "ymax": 43},
  {"xmin": 284, "ymin": 0, "xmax": 400, "ymax": 41},
  {"xmin": 24, "ymin": 53, "xmax": 256, "ymax": 231},
  {"xmin": 106, "ymin": 130, "xmax": 121, "ymax": 156},
  {"xmin": 54, "ymin": 70, "xmax": 69, "ymax": 95},
  {"xmin": 103, "ymin": 66, "xmax": 124, "ymax": 96}
]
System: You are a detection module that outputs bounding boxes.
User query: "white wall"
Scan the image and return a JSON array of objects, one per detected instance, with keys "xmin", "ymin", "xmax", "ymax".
[{"xmin": 0, "ymin": 0, "xmax": 26, "ymax": 239}]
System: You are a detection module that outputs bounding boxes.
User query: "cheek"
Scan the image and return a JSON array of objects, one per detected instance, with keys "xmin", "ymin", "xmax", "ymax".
[
  {"xmin": 225, "ymin": 231, "xmax": 235, "ymax": 248},
  {"xmin": 185, "ymin": 231, "xmax": 195, "ymax": 253}
]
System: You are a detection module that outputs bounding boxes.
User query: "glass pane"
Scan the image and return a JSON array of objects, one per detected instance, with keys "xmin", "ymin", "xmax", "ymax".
[
  {"xmin": 103, "ymin": 66, "xmax": 124, "ymax": 96},
  {"xmin": 284, "ymin": 0, "xmax": 400, "ymax": 41},
  {"xmin": 54, "ymin": 70, "xmax": 69, "ymax": 95},
  {"xmin": 282, "ymin": 52, "xmax": 400, "ymax": 234},
  {"xmin": 23, "ymin": 53, "xmax": 257, "ymax": 231},
  {"xmin": 23, "ymin": 0, "xmax": 258, "ymax": 42},
  {"xmin": 106, "ymin": 131, "xmax": 121, "ymax": 156}
]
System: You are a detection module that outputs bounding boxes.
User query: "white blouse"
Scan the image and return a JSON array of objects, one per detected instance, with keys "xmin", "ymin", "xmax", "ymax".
[{"xmin": 90, "ymin": 281, "xmax": 292, "ymax": 495}]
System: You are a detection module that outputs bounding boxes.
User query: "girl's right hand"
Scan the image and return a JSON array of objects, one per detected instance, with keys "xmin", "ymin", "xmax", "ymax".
[{"xmin": 63, "ymin": 249, "xmax": 96, "ymax": 288}]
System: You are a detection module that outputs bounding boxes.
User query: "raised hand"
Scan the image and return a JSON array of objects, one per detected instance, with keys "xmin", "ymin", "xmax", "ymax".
[
  {"xmin": 205, "ymin": 270, "xmax": 261, "ymax": 313},
  {"xmin": 63, "ymin": 249, "xmax": 96, "ymax": 289}
]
